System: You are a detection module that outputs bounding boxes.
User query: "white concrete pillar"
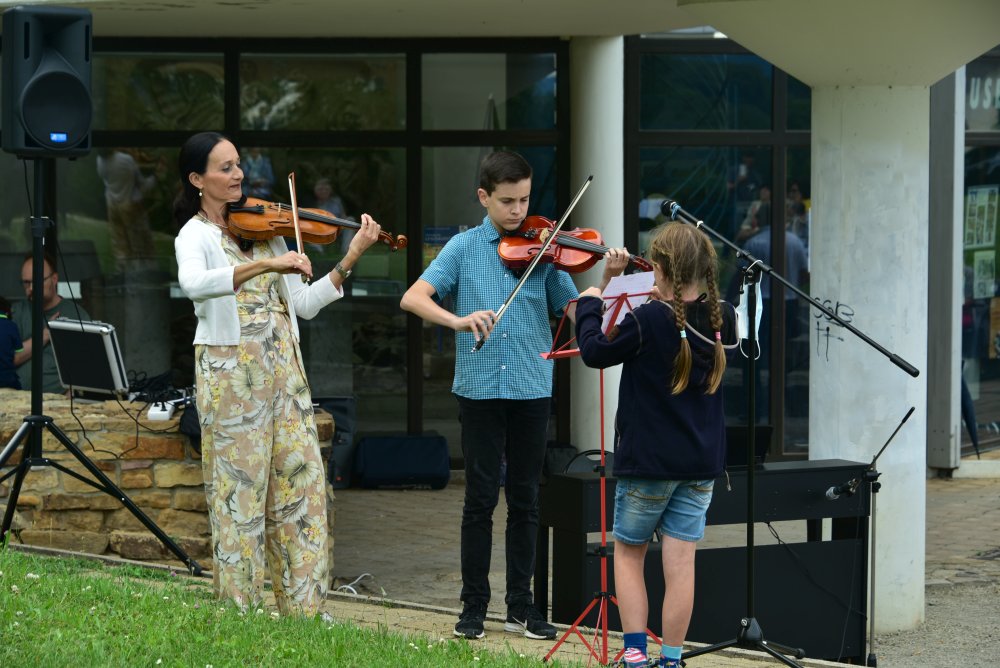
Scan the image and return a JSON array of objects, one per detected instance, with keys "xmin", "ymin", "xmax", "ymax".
[
  {"xmin": 809, "ymin": 85, "xmax": 930, "ymax": 631},
  {"xmin": 568, "ymin": 36, "xmax": 625, "ymax": 455}
]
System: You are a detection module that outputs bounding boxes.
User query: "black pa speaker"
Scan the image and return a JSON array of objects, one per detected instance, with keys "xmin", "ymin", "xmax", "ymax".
[{"xmin": 1, "ymin": 6, "xmax": 92, "ymax": 157}]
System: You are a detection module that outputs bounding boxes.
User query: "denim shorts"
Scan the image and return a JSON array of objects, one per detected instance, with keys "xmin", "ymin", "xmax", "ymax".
[{"xmin": 612, "ymin": 477, "xmax": 715, "ymax": 545}]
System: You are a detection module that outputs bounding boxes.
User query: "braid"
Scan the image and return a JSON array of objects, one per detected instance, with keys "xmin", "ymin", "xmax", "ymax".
[
  {"xmin": 704, "ymin": 237, "xmax": 727, "ymax": 394},
  {"xmin": 669, "ymin": 252, "xmax": 692, "ymax": 395}
]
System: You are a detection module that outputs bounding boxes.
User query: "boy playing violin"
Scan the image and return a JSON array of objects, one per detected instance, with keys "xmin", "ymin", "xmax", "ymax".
[{"xmin": 400, "ymin": 150, "xmax": 628, "ymax": 640}]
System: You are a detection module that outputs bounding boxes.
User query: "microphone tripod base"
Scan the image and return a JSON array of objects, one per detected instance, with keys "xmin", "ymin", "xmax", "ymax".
[{"xmin": 682, "ymin": 617, "xmax": 806, "ymax": 668}]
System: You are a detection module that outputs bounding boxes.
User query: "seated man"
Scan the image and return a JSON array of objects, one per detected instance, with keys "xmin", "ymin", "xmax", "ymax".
[{"xmin": 12, "ymin": 251, "xmax": 92, "ymax": 394}]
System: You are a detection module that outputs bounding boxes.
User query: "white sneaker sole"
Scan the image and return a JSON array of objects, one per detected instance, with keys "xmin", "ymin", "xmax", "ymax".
[
  {"xmin": 503, "ymin": 620, "xmax": 555, "ymax": 640},
  {"xmin": 454, "ymin": 628, "xmax": 485, "ymax": 640}
]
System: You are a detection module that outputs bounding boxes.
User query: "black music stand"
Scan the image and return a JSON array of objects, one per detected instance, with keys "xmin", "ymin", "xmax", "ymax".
[
  {"xmin": 542, "ymin": 290, "xmax": 660, "ymax": 665},
  {"xmin": 661, "ymin": 199, "xmax": 919, "ymax": 666},
  {"xmin": 0, "ymin": 157, "xmax": 202, "ymax": 576}
]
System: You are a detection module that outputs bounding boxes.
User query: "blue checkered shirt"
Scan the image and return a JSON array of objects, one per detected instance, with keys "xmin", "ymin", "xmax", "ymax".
[{"xmin": 420, "ymin": 216, "xmax": 579, "ymax": 400}]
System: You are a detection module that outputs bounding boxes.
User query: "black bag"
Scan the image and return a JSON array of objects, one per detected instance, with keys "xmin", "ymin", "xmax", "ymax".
[
  {"xmin": 314, "ymin": 396, "xmax": 358, "ymax": 489},
  {"xmin": 353, "ymin": 433, "xmax": 450, "ymax": 490},
  {"xmin": 543, "ymin": 440, "xmax": 578, "ymax": 481},
  {"xmin": 178, "ymin": 405, "xmax": 201, "ymax": 454}
]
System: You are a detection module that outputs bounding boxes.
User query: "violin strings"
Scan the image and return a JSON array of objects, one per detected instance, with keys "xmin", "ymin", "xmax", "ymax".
[{"xmin": 552, "ymin": 232, "xmax": 607, "ymax": 254}]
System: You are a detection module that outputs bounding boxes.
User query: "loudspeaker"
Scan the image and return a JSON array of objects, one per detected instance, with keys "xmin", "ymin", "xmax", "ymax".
[{"xmin": 1, "ymin": 6, "xmax": 92, "ymax": 157}]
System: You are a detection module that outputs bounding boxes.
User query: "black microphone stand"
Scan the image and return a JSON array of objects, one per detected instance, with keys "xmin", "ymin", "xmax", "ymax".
[{"xmin": 660, "ymin": 199, "xmax": 918, "ymax": 666}]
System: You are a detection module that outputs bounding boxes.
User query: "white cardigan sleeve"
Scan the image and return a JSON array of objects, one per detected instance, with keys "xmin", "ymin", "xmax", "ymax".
[
  {"xmin": 175, "ymin": 220, "xmax": 237, "ymax": 301},
  {"xmin": 269, "ymin": 237, "xmax": 343, "ymax": 319}
]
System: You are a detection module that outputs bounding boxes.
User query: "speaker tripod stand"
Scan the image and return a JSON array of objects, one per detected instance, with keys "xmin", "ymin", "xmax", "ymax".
[{"xmin": 0, "ymin": 157, "xmax": 202, "ymax": 576}]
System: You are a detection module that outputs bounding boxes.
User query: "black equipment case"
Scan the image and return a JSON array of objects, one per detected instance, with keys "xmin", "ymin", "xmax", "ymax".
[{"xmin": 353, "ymin": 434, "xmax": 450, "ymax": 490}]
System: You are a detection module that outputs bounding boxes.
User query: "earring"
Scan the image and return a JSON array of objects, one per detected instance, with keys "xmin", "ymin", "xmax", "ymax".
[{"xmin": 198, "ymin": 190, "xmax": 203, "ymax": 197}]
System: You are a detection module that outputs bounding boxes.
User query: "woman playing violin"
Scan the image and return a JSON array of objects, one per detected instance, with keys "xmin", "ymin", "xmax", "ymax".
[
  {"xmin": 173, "ymin": 131, "xmax": 382, "ymax": 618},
  {"xmin": 400, "ymin": 150, "xmax": 629, "ymax": 640}
]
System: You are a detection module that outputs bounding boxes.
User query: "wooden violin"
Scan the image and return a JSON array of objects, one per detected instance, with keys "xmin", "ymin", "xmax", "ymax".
[
  {"xmin": 227, "ymin": 196, "xmax": 407, "ymax": 251},
  {"xmin": 497, "ymin": 215, "xmax": 652, "ymax": 273}
]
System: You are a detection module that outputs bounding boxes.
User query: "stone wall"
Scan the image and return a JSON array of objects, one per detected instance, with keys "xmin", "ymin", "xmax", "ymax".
[{"xmin": 0, "ymin": 389, "xmax": 333, "ymax": 567}]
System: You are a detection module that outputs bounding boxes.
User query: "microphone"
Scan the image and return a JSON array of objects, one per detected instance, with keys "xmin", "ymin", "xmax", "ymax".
[
  {"xmin": 825, "ymin": 478, "xmax": 859, "ymax": 501},
  {"xmin": 659, "ymin": 198, "xmax": 703, "ymax": 227},
  {"xmin": 660, "ymin": 198, "xmax": 682, "ymax": 220}
]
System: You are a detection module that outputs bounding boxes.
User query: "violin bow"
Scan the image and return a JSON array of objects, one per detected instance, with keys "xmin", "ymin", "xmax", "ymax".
[
  {"xmin": 472, "ymin": 175, "xmax": 593, "ymax": 352},
  {"xmin": 287, "ymin": 173, "xmax": 308, "ymax": 283}
]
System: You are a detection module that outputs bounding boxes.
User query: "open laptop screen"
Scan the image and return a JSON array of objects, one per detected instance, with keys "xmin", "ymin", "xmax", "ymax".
[{"xmin": 48, "ymin": 319, "xmax": 129, "ymax": 396}]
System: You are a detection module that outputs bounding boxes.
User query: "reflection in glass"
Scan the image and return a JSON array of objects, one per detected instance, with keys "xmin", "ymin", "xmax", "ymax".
[
  {"xmin": 272, "ymin": 148, "xmax": 408, "ymax": 434},
  {"xmin": 55, "ymin": 148, "xmax": 181, "ymax": 388},
  {"xmin": 240, "ymin": 54, "xmax": 405, "ymax": 131},
  {"xmin": 965, "ymin": 56, "xmax": 1000, "ymax": 133},
  {"xmin": 639, "ymin": 53, "xmax": 772, "ymax": 130},
  {"xmin": 92, "ymin": 54, "xmax": 224, "ymax": 131},
  {"xmin": 422, "ymin": 53, "xmax": 557, "ymax": 130},
  {"xmin": 787, "ymin": 75, "xmax": 811, "ymax": 131},
  {"xmin": 637, "ymin": 145, "xmax": 772, "ymax": 428},
  {"xmin": 962, "ymin": 145, "xmax": 1000, "ymax": 455},
  {"xmin": 783, "ymin": 146, "xmax": 811, "ymax": 454}
]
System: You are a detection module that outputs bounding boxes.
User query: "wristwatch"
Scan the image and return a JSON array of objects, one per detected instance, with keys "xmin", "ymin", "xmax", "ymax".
[{"xmin": 334, "ymin": 262, "xmax": 352, "ymax": 279}]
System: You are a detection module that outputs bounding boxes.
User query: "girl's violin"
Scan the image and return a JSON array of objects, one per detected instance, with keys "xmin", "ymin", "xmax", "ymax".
[
  {"xmin": 497, "ymin": 215, "xmax": 652, "ymax": 274},
  {"xmin": 227, "ymin": 197, "xmax": 407, "ymax": 251}
]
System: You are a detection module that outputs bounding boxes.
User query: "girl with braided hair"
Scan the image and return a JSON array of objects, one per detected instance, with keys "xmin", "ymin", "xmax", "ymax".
[{"xmin": 575, "ymin": 221, "xmax": 738, "ymax": 668}]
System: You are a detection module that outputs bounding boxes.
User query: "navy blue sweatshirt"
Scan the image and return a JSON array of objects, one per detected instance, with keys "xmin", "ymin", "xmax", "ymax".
[{"xmin": 575, "ymin": 295, "xmax": 738, "ymax": 480}]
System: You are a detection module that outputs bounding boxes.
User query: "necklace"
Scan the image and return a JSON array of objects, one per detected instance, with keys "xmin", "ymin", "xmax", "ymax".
[
  {"xmin": 199, "ymin": 211, "xmax": 255, "ymax": 252},
  {"xmin": 197, "ymin": 210, "xmax": 226, "ymax": 230}
]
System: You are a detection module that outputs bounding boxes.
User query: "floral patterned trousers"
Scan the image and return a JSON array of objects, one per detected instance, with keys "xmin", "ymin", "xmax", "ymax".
[{"xmin": 195, "ymin": 302, "xmax": 328, "ymax": 616}]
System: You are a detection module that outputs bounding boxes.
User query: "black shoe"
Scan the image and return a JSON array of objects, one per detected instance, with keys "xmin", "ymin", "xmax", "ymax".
[
  {"xmin": 503, "ymin": 602, "xmax": 556, "ymax": 640},
  {"xmin": 454, "ymin": 603, "xmax": 487, "ymax": 639}
]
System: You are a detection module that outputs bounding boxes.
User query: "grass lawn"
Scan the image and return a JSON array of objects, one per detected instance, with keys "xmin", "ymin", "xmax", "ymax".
[{"xmin": 0, "ymin": 548, "xmax": 576, "ymax": 667}]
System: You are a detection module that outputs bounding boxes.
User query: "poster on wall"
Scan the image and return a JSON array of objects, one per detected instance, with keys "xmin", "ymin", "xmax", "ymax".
[
  {"xmin": 965, "ymin": 185, "xmax": 999, "ymax": 248},
  {"xmin": 974, "ymin": 249, "xmax": 996, "ymax": 300},
  {"xmin": 990, "ymin": 298, "xmax": 1000, "ymax": 359}
]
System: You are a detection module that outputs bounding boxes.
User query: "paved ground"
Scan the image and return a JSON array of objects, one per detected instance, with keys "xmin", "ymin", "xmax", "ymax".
[{"xmin": 323, "ymin": 459, "xmax": 1000, "ymax": 667}]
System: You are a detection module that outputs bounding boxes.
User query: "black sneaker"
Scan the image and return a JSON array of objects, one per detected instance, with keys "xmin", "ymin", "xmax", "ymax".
[
  {"xmin": 454, "ymin": 603, "xmax": 487, "ymax": 639},
  {"xmin": 503, "ymin": 602, "xmax": 556, "ymax": 640}
]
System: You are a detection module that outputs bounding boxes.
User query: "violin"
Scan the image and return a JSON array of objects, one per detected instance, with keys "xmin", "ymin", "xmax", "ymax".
[
  {"xmin": 227, "ymin": 196, "xmax": 407, "ymax": 251},
  {"xmin": 497, "ymin": 215, "xmax": 652, "ymax": 274}
]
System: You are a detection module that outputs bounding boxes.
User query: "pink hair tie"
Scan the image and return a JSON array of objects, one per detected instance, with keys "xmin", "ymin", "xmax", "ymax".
[{"xmin": 714, "ymin": 331, "xmax": 722, "ymax": 341}]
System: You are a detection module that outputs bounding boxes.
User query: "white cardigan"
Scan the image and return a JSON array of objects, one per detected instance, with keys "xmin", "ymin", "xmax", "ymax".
[{"xmin": 175, "ymin": 217, "xmax": 343, "ymax": 345}]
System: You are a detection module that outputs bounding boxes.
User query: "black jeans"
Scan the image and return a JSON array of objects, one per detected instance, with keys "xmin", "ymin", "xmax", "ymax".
[{"xmin": 456, "ymin": 395, "xmax": 550, "ymax": 608}]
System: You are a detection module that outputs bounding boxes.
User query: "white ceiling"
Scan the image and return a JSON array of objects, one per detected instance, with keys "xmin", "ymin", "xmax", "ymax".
[{"xmin": 0, "ymin": 0, "xmax": 701, "ymax": 38}]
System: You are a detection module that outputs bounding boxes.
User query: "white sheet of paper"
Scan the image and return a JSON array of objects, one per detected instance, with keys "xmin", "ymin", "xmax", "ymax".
[{"xmin": 601, "ymin": 271, "xmax": 655, "ymax": 331}]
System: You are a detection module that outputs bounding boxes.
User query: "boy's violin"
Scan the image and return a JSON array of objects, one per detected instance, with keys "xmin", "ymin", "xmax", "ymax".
[{"xmin": 497, "ymin": 215, "xmax": 652, "ymax": 274}]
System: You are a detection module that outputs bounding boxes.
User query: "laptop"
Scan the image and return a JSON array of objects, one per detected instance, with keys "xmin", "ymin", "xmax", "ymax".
[{"xmin": 47, "ymin": 318, "xmax": 129, "ymax": 397}]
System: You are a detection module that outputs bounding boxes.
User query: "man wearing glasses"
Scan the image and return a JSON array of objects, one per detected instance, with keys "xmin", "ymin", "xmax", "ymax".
[{"xmin": 11, "ymin": 251, "xmax": 91, "ymax": 393}]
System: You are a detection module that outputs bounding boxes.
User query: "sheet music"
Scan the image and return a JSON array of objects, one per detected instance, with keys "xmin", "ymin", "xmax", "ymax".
[{"xmin": 601, "ymin": 272, "xmax": 655, "ymax": 331}]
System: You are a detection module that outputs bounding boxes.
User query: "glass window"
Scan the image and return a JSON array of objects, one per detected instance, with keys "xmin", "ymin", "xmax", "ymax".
[
  {"xmin": 637, "ymin": 145, "xmax": 772, "ymax": 426},
  {"xmin": 242, "ymin": 147, "xmax": 409, "ymax": 432},
  {"xmin": 965, "ymin": 56, "xmax": 1000, "ymax": 133},
  {"xmin": 962, "ymin": 145, "xmax": 1000, "ymax": 455},
  {"xmin": 639, "ymin": 53, "xmax": 772, "ymax": 130},
  {"xmin": 53, "ymin": 147, "xmax": 180, "ymax": 387},
  {"xmin": 92, "ymin": 54, "xmax": 225, "ymax": 131},
  {"xmin": 787, "ymin": 75, "xmax": 811, "ymax": 131},
  {"xmin": 0, "ymin": 153, "xmax": 36, "ymax": 301},
  {"xmin": 783, "ymin": 146, "xmax": 811, "ymax": 454},
  {"xmin": 240, "ymin": 54, "xmax": 406, "ymax": 131},
  {"xmin": 422, "ymin": 53, "xmax": 557, "ymax": 130}
]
